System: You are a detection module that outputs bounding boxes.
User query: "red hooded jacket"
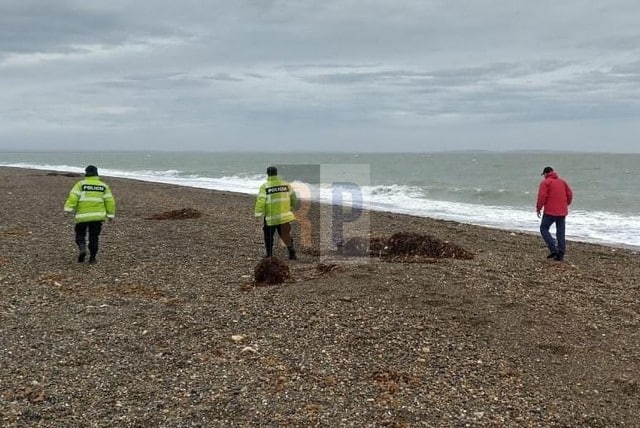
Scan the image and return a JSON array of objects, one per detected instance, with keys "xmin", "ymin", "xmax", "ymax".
[{"xmin": 536, "ymin": 172, "xmax": 573, "ymax": 216}]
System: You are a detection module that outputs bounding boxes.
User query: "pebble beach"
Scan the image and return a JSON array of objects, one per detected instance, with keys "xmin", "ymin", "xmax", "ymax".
[{"xmin": 1, "ymin": 166, "xmax": 639, "ymax": 427}]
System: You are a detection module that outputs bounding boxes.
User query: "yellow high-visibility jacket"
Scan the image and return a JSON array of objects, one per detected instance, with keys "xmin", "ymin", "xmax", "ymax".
[
  {"xmin": 254, "ymin": 176, "xmax": 297, "ymax": 226},
  {"xmin": 64, "ymin": 176, "xmax": 116, "ymax": 223}
]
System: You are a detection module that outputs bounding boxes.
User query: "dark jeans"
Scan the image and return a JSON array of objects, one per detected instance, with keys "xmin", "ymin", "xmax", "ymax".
[
  {"xmin": 540, "ymin": 214, "xmax": 566, "ymax": 256},
  {"xmin": 75, "ymin": 221, "xmax": 102, "ymax": 257}
]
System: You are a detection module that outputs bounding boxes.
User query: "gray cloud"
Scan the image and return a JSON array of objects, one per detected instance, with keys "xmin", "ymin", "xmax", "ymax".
[{"xmin": 1, "ymin": 0, "xmax": 639, "ymax": 152}]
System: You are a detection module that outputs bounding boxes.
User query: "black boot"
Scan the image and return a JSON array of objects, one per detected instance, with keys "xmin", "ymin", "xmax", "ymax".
[
  {"xmin": 288, "ymin": 246, "xmax": 297, "ymax": 260},
  {"xmin": 78, "ymin": 245, "xmax": 87, "ymax": 263}
]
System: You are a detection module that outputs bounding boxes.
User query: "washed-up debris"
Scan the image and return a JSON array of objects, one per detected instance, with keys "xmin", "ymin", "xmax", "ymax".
[
  {"xmin": 385, "ymin": 232, "xmax": 474, "ymax": 259},
  {"xmin": 46, "ymin": 172, "xmax": 82, "ymax": 177},
  {"xmin": 253, "ymin": 257, "xmax": 290, "ymax": 285},
  {"xmin": 340, "ymin": 232, "xmax": 474, "ymax": 261},
  {"xmin": 145, "ymin": 208, "xmax": 203, "ymax": 220},
  {"xmin": 369, "ymin": 237, "xmax": 387, "ymax": 256},
  {"xmin": 337, "ymin": 237, "xmax": 370, "ymax": 256}
]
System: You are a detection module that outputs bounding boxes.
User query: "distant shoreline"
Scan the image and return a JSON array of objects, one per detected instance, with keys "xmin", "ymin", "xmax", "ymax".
[{"xmin": 2, "ymin": 164, "xmax": 638, "ymax": 251}]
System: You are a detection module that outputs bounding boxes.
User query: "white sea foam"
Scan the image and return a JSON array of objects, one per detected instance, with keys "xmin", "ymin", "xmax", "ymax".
[{"xmin": 3, "ymin": 162, "xmax": 640, "ymax": 248}]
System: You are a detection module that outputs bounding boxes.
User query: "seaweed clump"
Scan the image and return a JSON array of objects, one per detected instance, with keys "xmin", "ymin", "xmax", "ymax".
[
  {"xmin": 145, "ymin": 208, "xmax": 203, "ymax": 220},
  {"xmin": 337, "ymin": 237, "xmax": 370, "ymax": 256},
  {"xmin": 254, "ymin": 257, "xmax": 291, "ymax": 285},
  {"xmin": 385, "ymin": 232, "xmax": 473, "ymax": 259},
  {"xmin": 340, "ymin": 232, "xmax": 474, "ymax": 261},
  {"xmin": 46, "ymin": 172, "xmax": 82, "ymax": 177}
]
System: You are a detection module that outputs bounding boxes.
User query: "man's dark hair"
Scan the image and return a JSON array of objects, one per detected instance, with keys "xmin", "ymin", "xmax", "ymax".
[{"xmin": 267, "ymin": 166, "xmax": 277, "ymax": 176}]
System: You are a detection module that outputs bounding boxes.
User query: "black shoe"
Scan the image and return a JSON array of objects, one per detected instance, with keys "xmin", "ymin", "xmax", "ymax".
[
  {"xmin": 88, "ymin": 255, "xmax": 97, "ymax": 264},
  {"xmin": 553, "ymin": 254, "xmax": 564, "ymax": 262},
  {"xmin": 546, "ymin": 252, "xmax": 558, "ymax": 259},
  {"xmin": 78, "ymin": 251, "xmax": 86, "ymax": 263},
  {"xmin": 287, "ymin": 246, "xmax": 297, "ymax": 260}
]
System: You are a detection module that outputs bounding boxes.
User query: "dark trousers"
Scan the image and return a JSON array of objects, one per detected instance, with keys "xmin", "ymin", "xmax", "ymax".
[
  {"xmin": 263, "ymin": 220, "xmax": 293, "ymax": 257},
  {"xmin": 75, "ymin": 221, "xmax": 102, "ymax": 257},
  {"xmin": 540, "ymin": 214, "xmax": 566, "ymax": 256}
]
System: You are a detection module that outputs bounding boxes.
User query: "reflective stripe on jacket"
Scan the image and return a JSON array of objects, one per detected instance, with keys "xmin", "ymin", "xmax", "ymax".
[
  {"xmin": 64, "ymin": 176, "xmax": 116, "ymax": 223},
  {"xmin": 536, "ymin": 172, "xmax": 573, "ymax": 216},
  {"xmin": 254, "ymin": 176, "xmax": 297, "ymax": 226}
]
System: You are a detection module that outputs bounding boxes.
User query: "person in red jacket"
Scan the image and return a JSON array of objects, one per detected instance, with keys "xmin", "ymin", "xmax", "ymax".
[{"xmin": 536, "ymin": 166, "xmax": 573, "ymax": 261}]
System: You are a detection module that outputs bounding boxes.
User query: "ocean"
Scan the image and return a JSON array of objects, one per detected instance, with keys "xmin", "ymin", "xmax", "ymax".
[{"xmin": 1, "ymin": 151, "xmax": 639, "ymax": 248}]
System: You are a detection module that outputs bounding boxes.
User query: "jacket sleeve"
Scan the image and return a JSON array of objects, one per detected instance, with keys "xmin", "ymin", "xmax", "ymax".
[
  {"xmin": 565, "ymin": 182, "xmax": 573, "ymax": 206},
  {"xmin": 64, "ymin": 181, "xmax": 82, "ymax": 212},
  {"xmin": 536, "ymin": 181, "xmax": 547, "ymax": 212},
  {"xmin": 289, "ymin": 184, "xmax": 298, "ymax": 209},
  {"xmin": 254, "ymin": 185, "xmax": 266, "ymax": 217},
  {"xmin": 103, "ymin": 185, "xmax": 116, "ymax": 218}
]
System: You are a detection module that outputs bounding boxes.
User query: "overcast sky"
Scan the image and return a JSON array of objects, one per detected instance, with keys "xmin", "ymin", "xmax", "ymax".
[{"xmin": 1, "ymin": 0, "xmax": 639, "ymax": 152}]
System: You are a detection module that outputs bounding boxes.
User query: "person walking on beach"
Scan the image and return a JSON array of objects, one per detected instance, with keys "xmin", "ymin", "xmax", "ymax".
[
  {"xmin": 255, "ymin": 166, "xmax": 298, "ymax": 260},
  {"xmin": 64, "ymin": 165, "xmax": 116, "ymax": 264},
  {"xmin": 536, "ymin": 166, "xmax": 573, "ymax": 261}
]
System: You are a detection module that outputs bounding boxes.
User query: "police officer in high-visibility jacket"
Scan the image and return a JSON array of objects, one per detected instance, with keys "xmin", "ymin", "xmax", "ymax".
[
  {"xmin": 254, "ymin": 166, "xmax": 297, "ymax": 260},
  {"xmin": 64, "ymin": 165, "xmax": 116, "ymax": 264}
]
